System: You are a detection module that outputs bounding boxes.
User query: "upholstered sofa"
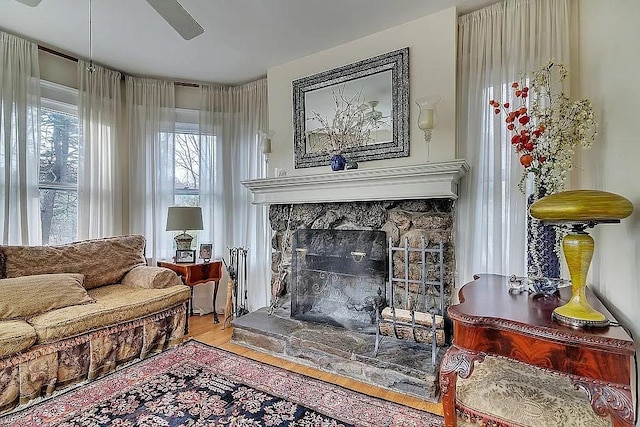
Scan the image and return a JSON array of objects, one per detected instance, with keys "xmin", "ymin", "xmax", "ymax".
[{"xmin": 0, "ymin": 235, "xmax": 191, "ymax": 414}]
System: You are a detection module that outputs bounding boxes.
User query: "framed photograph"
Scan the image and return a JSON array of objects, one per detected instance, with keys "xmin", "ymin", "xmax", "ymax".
[
  {"xmin": 175, "ymin": 249, "xmax": 196, "ymax": 264},
  {"xmin": 199, "ymin": 243, "xmax": 212, "ymax": 261}
]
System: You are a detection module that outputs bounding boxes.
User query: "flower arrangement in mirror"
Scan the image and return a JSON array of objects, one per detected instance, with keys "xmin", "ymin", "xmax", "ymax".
[
  {"xmin": 489, "ymin": 62, "xmax": 597, "ymax": 194},
  {"xmin": 307, "ymin": 86, "xmax": 373, "ymax": 170},
  {"xmin": 489, "ymin": 62, "xmax": 598, "ymax": 277}
]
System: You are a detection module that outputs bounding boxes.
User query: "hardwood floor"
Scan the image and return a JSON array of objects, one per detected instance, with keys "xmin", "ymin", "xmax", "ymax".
[{"xmin": 187, "ymin": 313, "xmax": 444, "ymax": 416}]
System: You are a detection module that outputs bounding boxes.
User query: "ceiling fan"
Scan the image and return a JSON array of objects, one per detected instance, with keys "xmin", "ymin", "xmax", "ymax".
[
  {"xmin": 362, "ymin": 101, "xmax": 389, "ymax": 127},
  {"xmin": 13, "ymin": 0, "xmax": 204, "ymax": 40},
  {"xmin": 364, "ymin": 101, "xmax": 383, "ymax": 121}
]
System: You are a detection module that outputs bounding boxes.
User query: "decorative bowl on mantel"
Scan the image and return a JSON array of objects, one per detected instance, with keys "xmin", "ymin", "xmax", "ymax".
[{"xmin": 530, "ymin": 189, "xmax": 633, "ymax": 328}]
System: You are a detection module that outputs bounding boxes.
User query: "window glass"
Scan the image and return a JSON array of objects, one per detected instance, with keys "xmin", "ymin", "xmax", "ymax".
[
  {"xmin": 174, "ymin": 120, "xmax": 200, "ymax": 207},
  {"xmin": 39, "ymin": 188, "xmax": 77, "ymax": 245},
  {"xmin": 39, "ymin": 82, "xmax": 79, "ymax": 245},
  {"xmin": 40, "ymin": 108, "xmax": 78, "ymax": 185}
]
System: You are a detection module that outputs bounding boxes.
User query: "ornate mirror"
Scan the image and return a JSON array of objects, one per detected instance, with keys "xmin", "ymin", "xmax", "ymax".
[{"xmin": 293, "ymin": 48, "xmax": 409, "ymax": 169}]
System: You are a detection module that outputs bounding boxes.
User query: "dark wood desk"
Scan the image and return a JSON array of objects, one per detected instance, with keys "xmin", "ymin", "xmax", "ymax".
[
  {"xmin": 440, "ymin": 274, "xmax": 635, "ymax": 427},
  {"xmin": 157, "ymin": 260, "xmax": 223, "ymax": 324}
]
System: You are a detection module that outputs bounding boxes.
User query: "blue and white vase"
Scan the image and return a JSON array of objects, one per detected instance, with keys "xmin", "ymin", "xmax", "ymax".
[{"xmin": 527, "ymin": 186, "xmax": 560, "ymax": 278}]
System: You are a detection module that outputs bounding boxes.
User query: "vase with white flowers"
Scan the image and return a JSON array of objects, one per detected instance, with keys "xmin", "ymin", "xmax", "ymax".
[
  {"xmin": 307, "ymin": 86, "xmax": 372, "ymax": 171},
  {"xmin": 489, "ymin": 62, "xmax": 597, "ymax": 277}
]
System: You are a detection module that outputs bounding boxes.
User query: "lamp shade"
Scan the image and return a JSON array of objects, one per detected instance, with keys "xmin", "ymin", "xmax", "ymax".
[
  {"xmin": 166, "ymin": 206, "xmax": 203, "ymax": 232},
  {"xmin": 530, "ymin": 189, "xmax": 633, "ymax": 223}
]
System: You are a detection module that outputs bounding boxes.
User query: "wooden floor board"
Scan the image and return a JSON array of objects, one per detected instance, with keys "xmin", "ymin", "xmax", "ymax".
[{"xmin": 187, "ymin": 313, "xmax": 444, "ymax": 416}]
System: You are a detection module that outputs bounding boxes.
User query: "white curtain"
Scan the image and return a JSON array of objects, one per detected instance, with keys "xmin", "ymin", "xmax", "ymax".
[
  {"xmin": 456, "ymin": 0, "xmax": 570, "ymax": 286},
  {"xmin": 126, "ymin": 77, "xmax": 176, "ymax": 263},
  {"xmin": 198, "ymin": 79, "xmax": 269, "ymax": 312},
  {"xmin": 77, "ymin": 60, "xmax": 123, "ymax": 239},
  {"xmin": 0, "ymin": 32, "xmax": 41, "ymax": 245}
]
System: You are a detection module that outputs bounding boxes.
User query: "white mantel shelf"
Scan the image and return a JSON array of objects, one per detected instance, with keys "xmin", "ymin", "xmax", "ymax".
[{"xmin": 241, "ymin": 160, "xmax": 469, "ymax": 205}]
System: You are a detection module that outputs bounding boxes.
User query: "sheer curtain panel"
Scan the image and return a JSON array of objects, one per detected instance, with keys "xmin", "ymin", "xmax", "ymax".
[
  {"xmin": 126, "ymin": 77, "xmax": 176, "ymax": 263},
  {"xmin": 0, "ymin": 32, "xmax": 41, "ymax": 245},
  {"xmin": 456, "ymin": 0, "xmax": 570, "ymax": 287},
  {"xmin": 77, "ymin": 61, "xmax": 123, "ymax": 239},
  {"xmin": 199, "ymin": 79, "xmax": 269, "ymax": 312}
]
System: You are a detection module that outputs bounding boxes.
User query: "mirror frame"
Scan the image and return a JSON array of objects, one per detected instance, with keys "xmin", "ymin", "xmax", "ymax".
[{"xmin": 293, "ymin": 47, "xmax": 409, "ymax": 169}]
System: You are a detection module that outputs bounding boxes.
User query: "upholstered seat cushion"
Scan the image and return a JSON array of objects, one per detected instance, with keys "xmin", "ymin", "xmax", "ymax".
[
  {"xmin": 27, "ymin": 284, "xmax": 191, "ymax": 343},
  {"xmin": 0, "ymin": 320, "xmax": 37, "ymax": 358},
  {"xmin": 456, "ymin": 356, "xmax": 612, "ymax": 427}
]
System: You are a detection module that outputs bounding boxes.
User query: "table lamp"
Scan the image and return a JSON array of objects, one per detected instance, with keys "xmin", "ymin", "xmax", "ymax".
[
  {"xmin": 530, "ymin": 190, "xmax": 633, "ymax": 328},
  {"xmin": 166, "ymin": 206, "xmax": 203, "ymax": 250}
]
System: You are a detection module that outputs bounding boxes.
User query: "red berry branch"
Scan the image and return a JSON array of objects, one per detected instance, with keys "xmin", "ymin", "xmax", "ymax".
[
  {"xmin": 490, "ymin": 82, "xmax": 546, "ymax": 170},
  {"xmin": 489, "ymin": 62, "xmax": 597, "ymax": 194}
]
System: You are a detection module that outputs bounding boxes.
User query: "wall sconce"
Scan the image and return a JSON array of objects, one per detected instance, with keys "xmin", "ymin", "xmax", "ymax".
[
  {"xmin": 258, "ymin": 130, "xmax": 274, "ymax": 173},
  {"xmin": 415, "ymin": 96, "xmax": 440, "ymax": 161}
]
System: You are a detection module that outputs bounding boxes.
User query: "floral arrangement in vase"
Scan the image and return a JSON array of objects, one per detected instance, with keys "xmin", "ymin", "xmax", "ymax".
[
  {"xmin": 489, "ymin": 62, "xmax": 597, "ymax": 277},
  {"xmin": 489, "ymin": 62, "xmax": 597, "ymax": 194},
  {"xmin": 307, "ymin": 86, "xmax": 372, "ymax": 170}
]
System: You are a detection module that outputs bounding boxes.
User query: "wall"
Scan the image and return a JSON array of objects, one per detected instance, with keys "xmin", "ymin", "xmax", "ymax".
[
  {"xmin": 574, "ymin": 0, "xmax": 640, "ymax": 360},
  {"xmin": 267, "ymin": 7, "xmax": 458, "ymax": 177},
  {"xmin": 38, "ymin": 51, "xmax": 202, "ymax": 109},
  {"xmin": 39, "ymin": 51, "xmax": 77, "ymax": 89}
]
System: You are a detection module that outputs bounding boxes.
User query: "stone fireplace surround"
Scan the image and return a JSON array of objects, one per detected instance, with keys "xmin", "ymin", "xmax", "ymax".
[{"xmin": 236, "ymin": 160, "xmax": 468, "ymax": 401}]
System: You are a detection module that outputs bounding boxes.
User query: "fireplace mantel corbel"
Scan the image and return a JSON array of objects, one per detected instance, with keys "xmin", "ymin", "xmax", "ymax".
[{"xmin": 241, "ymin": 159, "xmax": 469, "ymax": 205}]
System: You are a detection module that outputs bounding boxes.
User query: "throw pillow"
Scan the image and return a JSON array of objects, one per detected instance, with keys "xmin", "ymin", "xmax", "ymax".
[
  {"xmin": 121, "ymin": 266, "xmax": 182, "ymax": 289},
  {"xmin": 0, "ymin": 273, "xmax": 94, "ymax": 319}
]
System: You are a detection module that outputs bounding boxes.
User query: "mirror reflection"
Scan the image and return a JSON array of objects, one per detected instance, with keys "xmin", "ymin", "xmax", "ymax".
[{"xmin": 304, "ymin": 70, "xmax": 393, "ymax": 154}]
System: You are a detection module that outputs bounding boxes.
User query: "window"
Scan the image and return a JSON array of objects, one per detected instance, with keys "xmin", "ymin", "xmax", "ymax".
[
  {"xmin": 173, "ymin": 109, "xmax": 206, "ymax": 250},
  {"xmin": 174, "ymin": 114, "xmax": 200, "ymax": 207},
  {"xmin": 174, "ymin": 127, "xmax": 200, "ymax": 206},
  {"xmin": 39, "ymin": 82, "xmax": 79, "ymax": 245}
]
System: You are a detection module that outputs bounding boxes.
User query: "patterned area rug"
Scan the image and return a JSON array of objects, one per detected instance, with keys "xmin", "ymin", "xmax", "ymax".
[{"xmin": 1, "ymin": 340, "xmax": 443, "ymax": 426}]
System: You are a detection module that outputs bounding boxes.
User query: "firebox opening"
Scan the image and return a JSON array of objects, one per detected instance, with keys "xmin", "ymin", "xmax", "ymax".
[{"xmin": 291, "ymin": 229, "xmax": 387, "ymax": 333}]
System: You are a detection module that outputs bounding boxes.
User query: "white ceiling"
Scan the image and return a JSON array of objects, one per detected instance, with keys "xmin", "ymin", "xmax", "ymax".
[{"xmin": 0, "ymin": 0, "xmax": 498, "ymax": 85}]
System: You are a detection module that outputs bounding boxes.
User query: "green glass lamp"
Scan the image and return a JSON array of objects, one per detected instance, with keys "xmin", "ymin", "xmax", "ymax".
[{"xmin": 530, "ymin": 190, "xmax": 633, "ymax": 328}]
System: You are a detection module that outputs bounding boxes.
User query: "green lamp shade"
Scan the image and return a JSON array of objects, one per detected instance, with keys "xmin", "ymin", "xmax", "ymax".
[{"xmin": 530, "ymin": 190, "xmax": 633, "ymax": 223}]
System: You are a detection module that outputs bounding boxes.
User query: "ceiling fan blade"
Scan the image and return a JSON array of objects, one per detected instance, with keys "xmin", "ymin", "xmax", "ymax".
[
  {"xmin": 145, "ymin": 0, "xmax": 204, "ymax": 40},
  {"xmin": 14, "ymin": 0, "xmax": 43, "ymax": 6}
]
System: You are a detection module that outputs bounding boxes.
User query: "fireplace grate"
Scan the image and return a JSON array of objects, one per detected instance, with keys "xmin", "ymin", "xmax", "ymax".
[{"xmin": 375, "ymin": 236, "xmax": 445, "ymax": 371}]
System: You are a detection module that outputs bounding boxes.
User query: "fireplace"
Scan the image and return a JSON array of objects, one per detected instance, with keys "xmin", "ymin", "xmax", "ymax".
[
  {"xmin": 236, "ymin": 162, "xmax": 468, "ymax": 401},
  {"xmin": 291, "ymin": 229, "xmax": 387, "ymax": 332},
  {"xmin": 269, "ymin": 199, "xmax": 456, "ymax": 313}
]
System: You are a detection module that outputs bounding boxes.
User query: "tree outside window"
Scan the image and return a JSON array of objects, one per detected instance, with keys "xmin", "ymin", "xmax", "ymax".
[
  {"xmin": 174, "ymin": 127, "xmax": 200, "ymax": 207},
  {"xmin": 39, "ymin": 107, "xmax": 78, "ymax": 245}
]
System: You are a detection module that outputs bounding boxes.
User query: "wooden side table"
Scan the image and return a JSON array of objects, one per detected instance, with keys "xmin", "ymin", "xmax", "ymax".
[
  {"xmin": 157, "ymin": 260, "xmax": 223, "ymax": 325},
  {"xmin": 440, "ymin": 274, "xmax": 636, "ymax": 427}
]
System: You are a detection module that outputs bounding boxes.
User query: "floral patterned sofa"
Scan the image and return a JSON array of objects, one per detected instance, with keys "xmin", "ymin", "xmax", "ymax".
[{"xmin": 0, "ymin": 235, "xmax": 191, "ymax": 414}]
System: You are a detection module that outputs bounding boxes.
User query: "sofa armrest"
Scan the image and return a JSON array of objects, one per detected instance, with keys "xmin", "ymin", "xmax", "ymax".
[{"xmin": 121, "ymin": 265, "xmax": 183, "ymax": 289}]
